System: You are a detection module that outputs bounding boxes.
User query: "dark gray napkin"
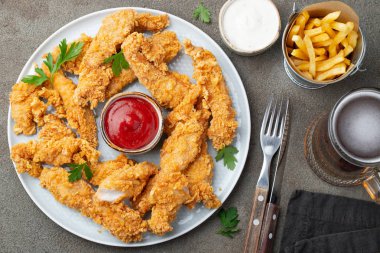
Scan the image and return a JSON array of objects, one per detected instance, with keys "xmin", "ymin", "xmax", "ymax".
[{"xmin": 280, "ymin": 190, "xmax": 380, "ymax": 253}]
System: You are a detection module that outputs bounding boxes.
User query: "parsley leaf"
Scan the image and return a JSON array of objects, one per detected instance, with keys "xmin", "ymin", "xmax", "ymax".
[
  {"xmin": 22, "ymin": 67, "xmax": 48, "ymax": 86},
  {"xmin": 217, "ymin": 207, "xmax": 240, "ymax": 238},
  {"xmin": 104, "ymin": 50, "xmax": 129, "ymax": 77},
  {"xmin": 22, "ymin": 38, "xmax": 83, "ymax": 86},
  {"xmin": 193, "ymin": 1, "xmax": 211, "ymax": 24},
  {"xmin": 215, "ymin": 145, "xmax": 239, "ymax": 170},
  {"xmin": 67, "ymin": 162, "xmax": 93, "ymax": 182}
]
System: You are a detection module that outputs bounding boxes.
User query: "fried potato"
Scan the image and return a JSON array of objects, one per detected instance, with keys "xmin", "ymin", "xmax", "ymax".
[
  {"xmin": 303, "ymin": 35, "xmax": 316, "ymax": 77},
  {"xmin": 291, "ymin": 49, "xmax": 309, "ymax": 60},
  {"xmin": 348, "ymin": 30, "xmax": 358, "ymax": 48},
  {"xmin": 304, "ymin": 27, "xmax": 323, "ymax": 37},
  {"xmin": 286, "ymin": 25, "xmax": 300, "ymax": 47},
  {"xmin": 287, "ymin": 10, "xmax": 358, "ymax": 82},
  {"xmin": 321, "ymin": 11, "xmax": 341, "ymax": 23},
  {"xmin": 311, "ymin": 33, "xmax": 330, "ymax": 43},
  {"xmin": 316, "ymin": 63, "xmax": 346, "ymax": 81}
]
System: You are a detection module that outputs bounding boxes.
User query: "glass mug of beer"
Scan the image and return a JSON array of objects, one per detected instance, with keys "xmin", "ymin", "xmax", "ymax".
[{"xmin": 305, "ymin": 88, "xmax": 380, "ymax": 202}]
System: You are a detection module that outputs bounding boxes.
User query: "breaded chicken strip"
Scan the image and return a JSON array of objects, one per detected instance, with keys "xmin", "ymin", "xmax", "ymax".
[
  {"xmin": 74, "ymin": 10, "xmax": 169, "ymax": 108},
  {"xmin": 122, "ymin": 32, "xmax": 191, "ymax": 109},
  {"xmin": 147, "ymin": 111, "xmax": 208, "ymax": 235},
  {"xmin": 61, "ymin": 34, "xmax": 92, "ymax": 75},
  {"xmin": 90, "ymin": 154, "xmax": 136, "ymax": 186},
  {"xmin": 135, "ymin": 12, "xmax": 169, "ymax": 33},
  {"xmin": 39, "ymin": 167, "xmax": 148, "ymax": 242},
  {"xmin": 184, "ymin": 40, "xmax": 238, "ymax": 150},
  {"xmin": 11, "ymin": 137, "xmax": 99, "ymax": 178},
  {"xmin": 11, "ymin": 117, "xmax": 99, "ymax": 178},
  {"xmin": 38, "ymin": 114, "xmax": 75, "ymax": 141},
  {"xmin": 52, "ymin": 70, "xmax": 98, "ymax": 147},
  {"xmin": 95, "ymin": 162, "xmax": 158, "ymax": 203},
  {"xmin": 10, "ymin": 83, "xmax": 64, "ymax": 135},
  {"xmin": 185, "ymin": 141, "xmax": 221, "ymax": 209},
  {"xmin": 105, "ymin": 31, "xmax": 181, "ymax": 99}
]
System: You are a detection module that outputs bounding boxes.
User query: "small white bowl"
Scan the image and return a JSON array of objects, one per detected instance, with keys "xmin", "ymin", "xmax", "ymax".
[{"xmin": 219, "ymin": 0, "xmax": 281, "ymax": 56}]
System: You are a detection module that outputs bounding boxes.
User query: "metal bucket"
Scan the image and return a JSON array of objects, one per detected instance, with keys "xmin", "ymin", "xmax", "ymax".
[{"xmin": 282, "ymin": 3, "xmax": 367, "ymax": 90}]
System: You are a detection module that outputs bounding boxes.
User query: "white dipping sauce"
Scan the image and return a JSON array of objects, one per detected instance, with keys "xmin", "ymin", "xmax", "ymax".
[{"xmin": 222, "ymin": 0, "xmax": 280, "ymax": 52}]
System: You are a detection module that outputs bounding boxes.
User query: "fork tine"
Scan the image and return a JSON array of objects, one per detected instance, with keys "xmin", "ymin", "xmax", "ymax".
[
  {"xmin": 266, "ymin": 97, "xmax": 277, "ymax": 135},
  {"xmin": 260, "ymin": 96, "xmax": 273, "ymax": 136},
  {"xmin": 278, "ymin": 99, "xmax": 289, "ymax": 137},
  {"xmin": 273, "ymin": 97, "xmax": 283, "ymax": 136}
]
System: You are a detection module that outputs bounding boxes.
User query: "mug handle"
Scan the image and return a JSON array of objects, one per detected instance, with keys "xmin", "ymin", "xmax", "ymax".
[{"xmin": 363, "ymin": 169, "xmax": 380, "ymax": 203}]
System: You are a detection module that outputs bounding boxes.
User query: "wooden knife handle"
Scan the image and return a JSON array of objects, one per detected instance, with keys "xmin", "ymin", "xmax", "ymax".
[
  {"xmin": 258, "ymin": 203, "xmax": 280, "ymax": 253},
  {"xmin": 243, "ymin": 186, "xmax": 269, "ymax": 253}
]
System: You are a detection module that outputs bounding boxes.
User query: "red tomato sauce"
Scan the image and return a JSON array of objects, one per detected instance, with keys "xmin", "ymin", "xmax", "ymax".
[{"xmin": 104, "ymin": 97, "xmax": 159, "ymax": 150}]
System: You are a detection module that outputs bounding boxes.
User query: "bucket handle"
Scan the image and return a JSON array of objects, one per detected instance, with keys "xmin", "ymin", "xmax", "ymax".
[{"xmin": 287, "ymin": 3, "xmax": 299, "ymax": 24}]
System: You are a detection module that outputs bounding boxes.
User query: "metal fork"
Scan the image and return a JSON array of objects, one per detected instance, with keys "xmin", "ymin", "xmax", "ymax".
[{"xmin": 244, "ymin": 97, "xmax": 287, "ymax": 253}]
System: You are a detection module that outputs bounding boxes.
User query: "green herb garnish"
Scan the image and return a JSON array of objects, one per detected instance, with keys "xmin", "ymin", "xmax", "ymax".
[
  {"xmin": 67, "ymin": 162, "xmax": 93, "ymax": 182},
  {"xmin": 216, "ymin": 145, "xmax": 239, "ymax": 170},
  {"xmin": 217, "ymin": 207, "xmax": 240, "ymax": 238},
  {"xmin": 104, "ymin": 50, "xmax": 129, "ymax": 77},
  {"xmin": 193, "ymin": 1, "xmax": 211, "ymax": 24},
  {"xmin": 22, "ymin": 39, "xmax": 83, "ymax": 86}
]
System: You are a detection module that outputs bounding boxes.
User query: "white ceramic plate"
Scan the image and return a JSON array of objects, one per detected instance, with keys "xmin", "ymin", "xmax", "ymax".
[{"xmin": 7, "ymin": 7, "xmax": 251, "ymax": 247}]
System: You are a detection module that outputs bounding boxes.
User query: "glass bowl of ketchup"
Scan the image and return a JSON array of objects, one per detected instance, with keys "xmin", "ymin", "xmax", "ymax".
[{"xmin": 100, "ymin": 92, "xmax": 163, "ymax": 154}]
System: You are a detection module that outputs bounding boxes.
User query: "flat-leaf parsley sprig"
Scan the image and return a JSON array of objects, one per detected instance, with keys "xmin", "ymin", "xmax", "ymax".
[
  {"xmin": 193, "ymin": 1, "xmax": 211, "ymax": 24},
  {"xmin": 104, "ymin": 50, "xmax": 129, "ymax": 77},
  {"xmin": 22, "ymin": 39, "xmax": 84, "ymax": 86},
  {"xmin": 67, "ymin": 162, "xmax": 93, "ymax": 182},
  {"xmin": 216, "ymin": 145, "xmax": 239, "ymax": 170},
  {"xmin": 217, "ymin": 207, "xmax": 240, "ymax": 238}
]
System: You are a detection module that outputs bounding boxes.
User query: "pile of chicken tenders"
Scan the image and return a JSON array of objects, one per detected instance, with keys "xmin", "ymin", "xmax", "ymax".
[{"xmin": 10, "ymin": 9, "xmax": 238, "ymax": 242}]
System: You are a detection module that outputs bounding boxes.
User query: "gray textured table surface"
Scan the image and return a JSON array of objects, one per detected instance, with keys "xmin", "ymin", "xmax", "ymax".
[{"xmin": 1, "ymin": 0, "xmax": 379, "ymax": 252}]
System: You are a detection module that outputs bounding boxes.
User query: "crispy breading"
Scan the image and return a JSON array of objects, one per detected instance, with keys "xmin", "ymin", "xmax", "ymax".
[
  {"xmin": 11, "ymin": 117, "xmax": 99, "ymax": 178},
  {"xmin": 122, "ymin": 32, "xmax": 192, "ymax": 109},
  {"xmin": 61, "ymin": 34, "xmax": 93, "ymax": 75},
  {"xmin": 74, "ymin": 10, "xmax": 137, "ymax": 108},
  {"xmin": 135, "ymin": 12, "xmax": 169, "ymax": 33},
  {"xmin": 148, "ymin": 171, "xmax": 190, "ymax": 235},
  {"xmin": 95, "ymin": 162, "xmax": 158, "ymax": 203},
  {"xmin": 39, "ymin": 167, "xmax": 148, "ymax": 242},
  {"xmin": 74, "ymin": 10, "xmax": 170, "ymax": 108},
  {"xmin": 52, "ymin": 70, "xmax": 98, "ymax": 147},
  {"xmin": 38, "ymin": 114, "xmax": 75, "ymax": 141},
  {"xmin": 90, "ymin": 154, "xmax": 136, "ymax": 186},
  {"xmin": 185, "ymin": 141, "xmax": 221, "ymax": 209},
  {"xmin": 10, "ymin": 81, "xmax": 65, "ymax": 135},
  {"xmin": 184, "ymin": 40, "xmax": 238, "ymax": 150},
  {"xmin": 105, "ymin": 31, "xmax": 181, "ymax": 99}
]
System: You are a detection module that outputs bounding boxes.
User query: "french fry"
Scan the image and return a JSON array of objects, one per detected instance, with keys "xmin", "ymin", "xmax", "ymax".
[
  {"xmin": 316, "ymin": 63, "xmax": 346, "ymax": 81},
  {"xmin": 301, "ymin": 71, "xmax": 313, "ymax": 80},
  {"xmin": 331, "ymin": 21, "xmax": 348, "ymax": 32},
  {"xmin": 311, "ymin": 33, "xmax": 330, "ymax": 43},
  {"xmin": 290, "ymin": 57, "xmax": 308, "ymax": 66},
  {"xmin": 344, "ymin": 45, "xmax": 354, "ymax": 57},
  {"xmin": 315, "ymin": 55, "xmax": 328, "ymax": 61},
  {"xmin": 313, "ymin": 39, "xmax": 333, "ymax": 47},
  {"xmin": 328, "ymin": 44, "xmax": 337, "ymax": 57},
  {"xmin": 321, "ymin": 23, "xmax": 336, "ymax": 38},
  {"xmin": 305, "ymin": 18, "xmax": 321, "ymax": 30},
  {"xmin": 304, "ymin": 27, "xmax": 323, "ymax": 37},
  {"xmin": 314, "ymin": 48, "xmax": 326, "ymax": 56},
  {"xmin": 341, "ymin": 38, "xmax": 349, "ymax": 48},
  {"xmin": 295, "ymin": 11, "xmax": 310, "ymax": 37},
  {"xmin": 348, "ymin": 30, "xmax": 358, "ymax": 48},
  {"xmin": 316, "ymin": 50, "xmax": 344, "ymax": 71},
  {"xmin": 286, "ymin": 10, "xmax": 358, "ymax": 82},
  {"xmin": 291, "ymin": 49, "xmax": 309, "ymax": 60},
  {"xmin": 286, "ymin": 25, "xmax": 300, "ymax": 47},
  {"xmin": 321, "ymin": 11, "xmax": 341, "ymax": 23},
  {"xmin": 303, "ymin": 35, "xmax": 316, "ymax": 77}
]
